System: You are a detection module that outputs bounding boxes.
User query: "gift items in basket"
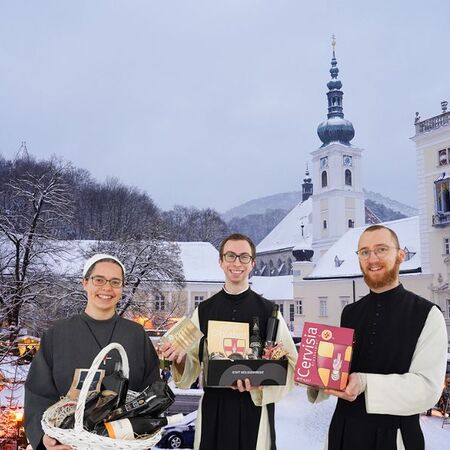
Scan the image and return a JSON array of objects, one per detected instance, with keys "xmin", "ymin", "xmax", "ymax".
[{"xmin": 42, "ymin": 342, "xmax": 183, "ymax": 450}]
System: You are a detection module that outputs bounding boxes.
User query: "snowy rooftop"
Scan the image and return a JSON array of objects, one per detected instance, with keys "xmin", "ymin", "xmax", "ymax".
[
  {"xmin": 257, "ymin": 197, "xmax": 312, "ymax": 254},
  {"xmin": 308, "ymin": 216, "xmax": 421, "ymax": 279},
  {"xmin": 251, "ymin": 275, "xmax": 293, "ymax": 300},
  {"xmin": 175, "ymin": 242, "xmax": 224, "ymax": 283}
]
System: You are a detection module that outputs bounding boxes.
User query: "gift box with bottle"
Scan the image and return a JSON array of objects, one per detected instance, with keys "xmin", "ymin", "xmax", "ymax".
[{"xmin": 205, "ymin": 306, "xmax": 289, "ymax": 387}]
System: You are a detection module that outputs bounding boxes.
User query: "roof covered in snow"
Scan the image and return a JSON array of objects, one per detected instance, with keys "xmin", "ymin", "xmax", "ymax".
[
  {"xmin": 251, "ymin": 275, "xmax": 293, "ymax": 300},
  {"xmin": 257, "ymin": 197, "xmax": 312, "ymax": 254},
  {"xmin": 176, "ymin": 242, "xmax": 224, "ymax": 282},
  {"xmin": 307, "ymin": 216, "xmax": 421, "ymax": 279}
]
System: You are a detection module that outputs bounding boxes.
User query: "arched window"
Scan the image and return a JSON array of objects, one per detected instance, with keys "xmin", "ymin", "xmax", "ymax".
[
  {"xmin": 345, "ymin": 169, "xmax": 352, "ymax": 186},
  {"xmin": 321, "ymin": 170, "xmax": 328, "ymax": 188},
  {"xmin": 323, "ymin": 220, "xmax": 327, "ymax": 229},
  {"xmin": 348, "ymin": 219, "xmax": 354, "ymax": 228}
]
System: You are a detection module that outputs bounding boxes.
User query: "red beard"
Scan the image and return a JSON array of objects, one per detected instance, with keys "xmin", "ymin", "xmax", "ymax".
[{"xmin": 361, "ymin": 256, "xmax": 401, "ymax": 291}]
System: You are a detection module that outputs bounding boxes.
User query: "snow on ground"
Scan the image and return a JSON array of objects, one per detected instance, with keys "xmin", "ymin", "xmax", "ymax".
[{"xmin": 156, "ymin": 386, "xmax": 449, "ymax": 449}]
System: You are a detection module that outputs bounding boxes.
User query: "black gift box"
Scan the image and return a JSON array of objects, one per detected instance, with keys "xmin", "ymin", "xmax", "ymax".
[{"xmin": 206, "ymin": 358, "xmax": 288, "ymax": 387}]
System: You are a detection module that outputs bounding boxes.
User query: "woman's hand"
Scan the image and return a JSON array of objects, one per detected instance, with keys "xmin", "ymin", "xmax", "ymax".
[
  {"xmin": 159, "ymin": 342, "xmax": 187, "ymax": 366},
  {"xmin": 43, "ymin": 434, "xmax": 73, "ymax": 450}
]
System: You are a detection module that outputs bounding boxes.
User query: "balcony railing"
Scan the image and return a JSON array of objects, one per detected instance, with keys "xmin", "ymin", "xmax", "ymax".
[
  {"xmin": 432, "ymin": 212, "xmax": 450, "ymax": 227},
  {"xmin": 415, "ymin": 111, "xmax": 450, "ymax": 134}
]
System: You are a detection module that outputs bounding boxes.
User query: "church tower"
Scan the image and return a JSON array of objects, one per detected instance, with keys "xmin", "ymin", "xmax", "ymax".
[{"xmin": 311, "ymin": 37, "xmax": 365, "ymax": 260}]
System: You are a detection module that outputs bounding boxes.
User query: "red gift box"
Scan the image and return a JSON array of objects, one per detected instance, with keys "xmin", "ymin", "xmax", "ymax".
[{"xmin": 294, "ymin": 322, "xmax": 354, "ymax": 390}]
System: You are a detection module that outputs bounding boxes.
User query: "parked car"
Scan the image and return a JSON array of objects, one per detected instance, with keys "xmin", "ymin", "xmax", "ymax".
[{"xmin": 156, "ymin": 411, "xmax": 196, "ymax": 449}]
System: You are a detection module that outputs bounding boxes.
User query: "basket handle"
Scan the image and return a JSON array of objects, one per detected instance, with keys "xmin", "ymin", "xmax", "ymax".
[{"xmin": 74, "ymin": 342, "xmax": 129, "ymax": 433}]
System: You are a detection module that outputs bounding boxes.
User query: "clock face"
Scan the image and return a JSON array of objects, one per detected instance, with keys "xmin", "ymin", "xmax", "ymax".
[
  {"xmin": 320, "ymin": 156, "xmax": 328, "ymax": 169},
  {"xmin": 343, "ymin": 155, "xmax": 352, "ymax": 167}
]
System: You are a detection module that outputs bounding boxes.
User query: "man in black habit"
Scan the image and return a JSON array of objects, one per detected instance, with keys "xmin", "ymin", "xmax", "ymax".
[
  {"xmin": 309, "ymin": 225, "xmax": 448, "ymax": 450},
  {"xmin": 161, "ymin": 233, "xmax": 297, "ymax": 450},
  {"xmin": 24, "ymin": 254, "xmax": 160, "ymax": 449}
]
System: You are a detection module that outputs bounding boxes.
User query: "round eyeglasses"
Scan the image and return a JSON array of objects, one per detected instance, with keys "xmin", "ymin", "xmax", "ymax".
[
  {"xmin": 90, "ymin": 276, "xmax": 124, "ymax": 288},
  {"xmin": 222, "ymin": 252, "xmax": 254, "ymax": 264},
  {"xmin": 355, "ymin": 246, "xmax": 399, "ymax": 260}
]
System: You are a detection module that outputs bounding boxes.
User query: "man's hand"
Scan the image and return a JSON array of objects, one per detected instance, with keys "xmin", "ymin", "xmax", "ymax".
[
  {"xmin": 325, "ymin": 372, "xmax": 363, "ymax": 402},
  {"xmin": 43, "ymin": 434, "xmax": 73, "ymax": 450},
  {"xmin": 231, "ymin": 378, "xmax": 263, "ymax": 393},
  {"xmin": 159, "ymin": 341, "xmax": 187, "ymax": 366}
]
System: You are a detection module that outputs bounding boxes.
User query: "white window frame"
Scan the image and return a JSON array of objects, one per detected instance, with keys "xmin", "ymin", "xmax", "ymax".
[
  {"xmin": 340, "ymin": 296, "xmax": 350, "ymax": 311},
  {"xmin": 444, "ymin": 238, "xmax": 450, "ymax": 255},
  {"xmin": 319, "ymin": 298, "xmax": 328, "ymax": 317},
  {"xmin": 194, "ymin": 295, "xmax": 204, "ymax": 308},
  {"xmin": 289, "ymin": 303, "xmax": 295, "ymax": 323},
  {"xmin": 438, "ymin": 148, "xmax": 449, "ymax": 166},
  {"xmin": 295, "ymin": 300, "xmax": 303, "ymax": 315},
  {"xmin": 155, "ymin": 294, "xmax": 165, "ymax": 311}
]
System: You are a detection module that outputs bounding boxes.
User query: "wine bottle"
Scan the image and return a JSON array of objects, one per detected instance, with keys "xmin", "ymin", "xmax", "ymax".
[
  {"xmin": 96, "ymin": 413, "xmax": 185, "ymax": 440},
  {"xmin": 138, "ymin": 380, "xmax": 175, "ymax": 417},
  {"xmin": 105, "ymin": 381, "xmax": 175, "ymax": 422},
  {"xmin": 59, "ymin": 391, "xmax": 100, "ymax": 430},
  {"xmin": 249, "ymin": 316, "xmax": 262, "ymax": 358},
  {"xmin": 104, "ymin": 387, "xmax": 154, "ymax": 422},
  {"xmin": 264, "ymin": 304, "xmax": 279, "ymax": 347},
  {"xmin": 102, "ymin": 361, "xmax": 129, "ymax": 409},
  {"xmin": 84, "ymin": 391, "xmax": 119, "ymax": 431}
]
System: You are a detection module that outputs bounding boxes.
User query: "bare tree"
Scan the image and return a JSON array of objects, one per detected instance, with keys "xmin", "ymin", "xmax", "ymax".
[
  {"xmin": 0, "ymin": 157, "xmax": 74, "ymax": 336},
  {"xmin": 163, "ymin": 205, "xmax": 229, "ymax": 248}
]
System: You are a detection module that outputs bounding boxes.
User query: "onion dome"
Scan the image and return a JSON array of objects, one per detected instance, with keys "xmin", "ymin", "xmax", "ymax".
[{"xmin": 317, "ymin": 37, "xmax": 355, "ymax": 147}]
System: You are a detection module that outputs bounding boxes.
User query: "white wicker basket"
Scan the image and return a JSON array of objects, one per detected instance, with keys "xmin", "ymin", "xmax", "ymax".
[{"xmin": 42, "ymin": 342, "xmax": 163, "ymax": 450}]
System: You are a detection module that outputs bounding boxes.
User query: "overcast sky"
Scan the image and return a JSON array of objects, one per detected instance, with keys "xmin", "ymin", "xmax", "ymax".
[{"xmin": 0, "ymin": 1, "xmax": 448, "ymax": 213}]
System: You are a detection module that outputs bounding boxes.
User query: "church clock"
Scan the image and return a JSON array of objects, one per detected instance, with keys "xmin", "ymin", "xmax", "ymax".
[
  {"xmin": 343, "ymin": 155, "xmax": 352, "ymax": 167},
  {"xmin": 320, "ymin": 156, "xmax": 328, "ymax": 169}
]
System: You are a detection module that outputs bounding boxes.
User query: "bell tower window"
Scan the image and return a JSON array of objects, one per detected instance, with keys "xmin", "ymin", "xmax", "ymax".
[
  {"xmin": 345, "ymin": 169, "xmax": 352, "ymax": 186},
  {"xmin": 321, "ymin": 170, "xmax": 328, "ymax": 187}
]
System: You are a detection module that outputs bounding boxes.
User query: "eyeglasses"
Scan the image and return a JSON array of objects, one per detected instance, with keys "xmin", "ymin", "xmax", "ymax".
[
  {"xmin": 355, "ymin": 245, "xmax": 399, "ymax": 260},
  {"xmin": 222, "ymin": 252, "xmax": 254, "ymax": 264},
  {"xmin": 90, "ymin": 276, "xmax": 124, "ymax": 288}
]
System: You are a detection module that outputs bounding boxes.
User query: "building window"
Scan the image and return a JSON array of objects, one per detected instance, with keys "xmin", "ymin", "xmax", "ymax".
[
  {"xmin": 447, "ymin": 299, "xmax": 450, "ymax": 319},
  {"xmin": 279, "ymin": 303, "xmax": 284, "ymax": 316},
  {"xmin": 296, "ymin": 300, "xmax": 303, "ymax": 315},
  {"xmin": 435, "ymin": 178, "xmax": 450, "ymax": 213},
  {"xmin": 194, "ymin": 295, "xmax": 204, "ymax": 308},
  {"xmin": 289, "ymin": 304, "xmax": 295, "ymax": 323},
  {"xmin": 319, "ymin": 298, "xmax": 328, "ymax": 317},
  {"xmin": 348, "ymin": 219, "xmax": 354, "ymax": 228},
  {"xmin": 439, "ymin": 149, "xmax": 449, "ymax": 166},
  {"xmin": 323, "ymin": 219, "xmax": 327, "ymax": 229},
  {"xmin": 321, "ymin": 170, "xmax": 328, "ymax": 188},
  {"xmin": 345, "ymin": 169, "xmax": 352, "ymax": 186},
  {"xmin": 340, "ymin": 296, "xmax": 350, "ymax": 310},
  {"xmin": 155, "ymin": 294, "xmax": 165, "ymax": 311},
  {"xmin": 445, "ymin": 238, "xmax": 450, "ymax": 255}
]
